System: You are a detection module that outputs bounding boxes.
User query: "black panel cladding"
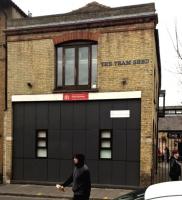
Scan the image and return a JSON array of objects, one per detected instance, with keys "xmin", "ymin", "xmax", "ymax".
[{"xmin": 12, "ymin": 99, "xmax": 141, "ymax": 186}]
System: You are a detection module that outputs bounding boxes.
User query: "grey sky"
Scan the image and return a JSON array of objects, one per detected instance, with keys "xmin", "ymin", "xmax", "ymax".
[{"xmin": 13, "ymin": 0, "xmax": 182, "ymax": 106}]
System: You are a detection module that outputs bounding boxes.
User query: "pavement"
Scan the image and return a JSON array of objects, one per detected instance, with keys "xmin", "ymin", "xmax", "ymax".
[{"xmin": 0, "ymin": 184, "xmax": 133, "ymax": 199}]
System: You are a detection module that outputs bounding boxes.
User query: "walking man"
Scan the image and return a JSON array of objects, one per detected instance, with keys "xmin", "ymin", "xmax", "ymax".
[{"xmin": 56, "ymin": 154, "xmax": 91, "ymax": 200}]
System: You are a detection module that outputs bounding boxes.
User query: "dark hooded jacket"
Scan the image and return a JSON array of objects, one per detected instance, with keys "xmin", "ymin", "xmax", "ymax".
[{"xmin": 62, "ymin": 154, "xmax": 91, "ymax": 197}]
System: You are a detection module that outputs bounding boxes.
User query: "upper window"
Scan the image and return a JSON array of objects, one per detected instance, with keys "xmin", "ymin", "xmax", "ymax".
[{"xmin": 56, "ymin": 41, "xmax": 97, "ymax": 90}]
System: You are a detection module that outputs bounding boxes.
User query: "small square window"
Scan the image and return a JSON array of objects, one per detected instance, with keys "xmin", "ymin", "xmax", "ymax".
[
  {"xmin": 101, "ymin": 141, "xmax": 111, "ymax": 148},
  {"xmin": 101, "ymin": 131, "xmax": 111, "ymax": 138},
  {"xmin": 37, "ymin": 149, "xmax": 47, "ymax": 158},
  {"xmin": 37, "ymin": 140, "xmax": 46, "ymax": 147},
  {"xmin": 38, "ymin": 132, "xmax": 46, "ymax": 138},
  {"xmin": 100, "ymin": 149, "xmax": 112, "ymax": 159}
]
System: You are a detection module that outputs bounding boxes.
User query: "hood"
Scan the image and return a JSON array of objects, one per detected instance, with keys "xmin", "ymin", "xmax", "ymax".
[{"xmin": 74, "ymin": 154, "xmax": 85, "ymax": 168}]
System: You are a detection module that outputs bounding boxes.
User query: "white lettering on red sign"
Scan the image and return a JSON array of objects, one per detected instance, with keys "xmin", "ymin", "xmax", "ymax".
[{"xmin": 63, "ymin": 93, "xmax": 88, "ymax": 101}]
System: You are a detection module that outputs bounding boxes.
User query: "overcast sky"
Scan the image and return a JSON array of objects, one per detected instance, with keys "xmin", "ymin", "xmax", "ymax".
[{"xmin": 13, "ymin": 0, "xmax": 182, "ymax": 106}]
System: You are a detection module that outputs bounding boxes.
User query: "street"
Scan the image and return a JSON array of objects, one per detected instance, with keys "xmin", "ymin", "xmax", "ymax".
[{"xmin": 0, "ymin": 196, "xmax": 68, "ymax": 200}]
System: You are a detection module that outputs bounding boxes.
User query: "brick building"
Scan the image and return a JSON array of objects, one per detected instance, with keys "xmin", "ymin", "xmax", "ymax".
[
  {"xmin": 0, "ymin": 0, "xmax": 26, "ymax": 181},
  {"xmin": 4, "ymin": 2, "xmax": 161, "ymax": 187}
]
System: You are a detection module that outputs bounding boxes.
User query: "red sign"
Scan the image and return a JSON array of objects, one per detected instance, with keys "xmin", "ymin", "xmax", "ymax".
[{"xmin": 63, "ymin": 93, "xmax": 88, "ymax": 101}]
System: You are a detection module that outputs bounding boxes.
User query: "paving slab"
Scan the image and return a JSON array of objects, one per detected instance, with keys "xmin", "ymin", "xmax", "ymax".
[{"xmin": 0, "ymin": 184, "xmax": 132, "ymax": 199}]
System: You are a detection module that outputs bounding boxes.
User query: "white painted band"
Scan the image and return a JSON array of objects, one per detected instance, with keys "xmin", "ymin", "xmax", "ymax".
[
  {"xmin": 88, "ymin": 91, "xmax": 141, "ymax": 100},
  {"xmin": 12, "ymin": 91, "xmax": 141, "ymax": 102},
  {"xmin": 12, "ymin": 94, "xmax": 63, "ymax": 102}
]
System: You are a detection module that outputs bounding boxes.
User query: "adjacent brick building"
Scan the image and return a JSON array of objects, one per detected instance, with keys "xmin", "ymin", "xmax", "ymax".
[
  {"xmin": 0, "ymin": 0, "xmax": 26, "ymax": 181},
  {"xmin": 4, "ymin": 2, "xmax": 161, "ymax": 186}
]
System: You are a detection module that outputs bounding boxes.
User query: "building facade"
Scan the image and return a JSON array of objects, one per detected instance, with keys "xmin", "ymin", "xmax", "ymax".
[
  {"xmin": 0, "ymin": 0, "xmax": 26, "ymax": 181},
  {"xmin": 4, "ymin": 2, "xmax": 161, "ymax": 186}
]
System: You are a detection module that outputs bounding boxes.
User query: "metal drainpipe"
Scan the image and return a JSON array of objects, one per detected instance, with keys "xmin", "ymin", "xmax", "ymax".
[
  {"xmin": 2, "ymin": 10, "xmax": 8, "ymax": 111},
  {"xmin": 1, "ymin": 8, "xmax": 8, "ymax": 183}
]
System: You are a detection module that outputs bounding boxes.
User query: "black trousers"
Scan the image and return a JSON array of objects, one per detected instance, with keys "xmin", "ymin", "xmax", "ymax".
[{"xmin": 73, "ymin": 194, "xmax": 89, "ymax": 200}]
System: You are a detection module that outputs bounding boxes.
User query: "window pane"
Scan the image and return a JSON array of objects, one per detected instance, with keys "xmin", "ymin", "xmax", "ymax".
[
  {"xmin": 100, "ymin": 149, "xmax": 111, "ymax": 159},
  {"xmin": 57, "ymin": 47, "xmax": 63, "ymax": 86},
  {"xmin": 38, "ymin": 140, "xmax": 46, "ymax": 147},
  {"xmin": 101, "ymin": 131, "xmax": 111, "ymax": 138},
  {"xmin": 65, "ymin": 48, "xmax": 75, "ymax": 85},
  {"xmin": 101, "ymin": 141, "xmax": 111, "ymax": 148},
  {"xmin": 79, "ymin": 47, "xmax": 88, "ymax": 85},
  {"xmin": 37, "ymin": 149, "xmax": 47, "ymax": 158},
  {"xmin": 91, "ymin": 45, "xmax": 97, "ymax": 88},
  {"xmin": 38, "ymin": 131, "xmax": 46, "ymax": 138}
]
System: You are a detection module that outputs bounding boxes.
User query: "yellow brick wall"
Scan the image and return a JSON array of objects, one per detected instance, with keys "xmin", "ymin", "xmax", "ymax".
[
  {"xmin": 8, "ymin": 39, "xmax": 54, "ymax": 95},
  {"xmin": 4, "ymin": 22, "xmax": 159, "ymax": 186}
]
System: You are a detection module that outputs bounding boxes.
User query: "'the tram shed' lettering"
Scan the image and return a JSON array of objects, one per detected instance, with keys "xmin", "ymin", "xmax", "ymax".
[
  {"xmin": 114, "ymin": 60, "xmax": 132, "ymax": 66},
  {"xmin": 101, "ymin": 59, "xmax": 150, "ymax": 67},
  {"xmin": 101, "ymin": 61, "xmax": 112, "ymax": 66}
]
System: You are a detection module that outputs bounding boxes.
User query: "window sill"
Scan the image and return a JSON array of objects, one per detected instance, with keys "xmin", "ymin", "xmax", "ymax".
[{"xmin": 53, "ymin": 88, "xmax": 99, "ymax": 93}]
